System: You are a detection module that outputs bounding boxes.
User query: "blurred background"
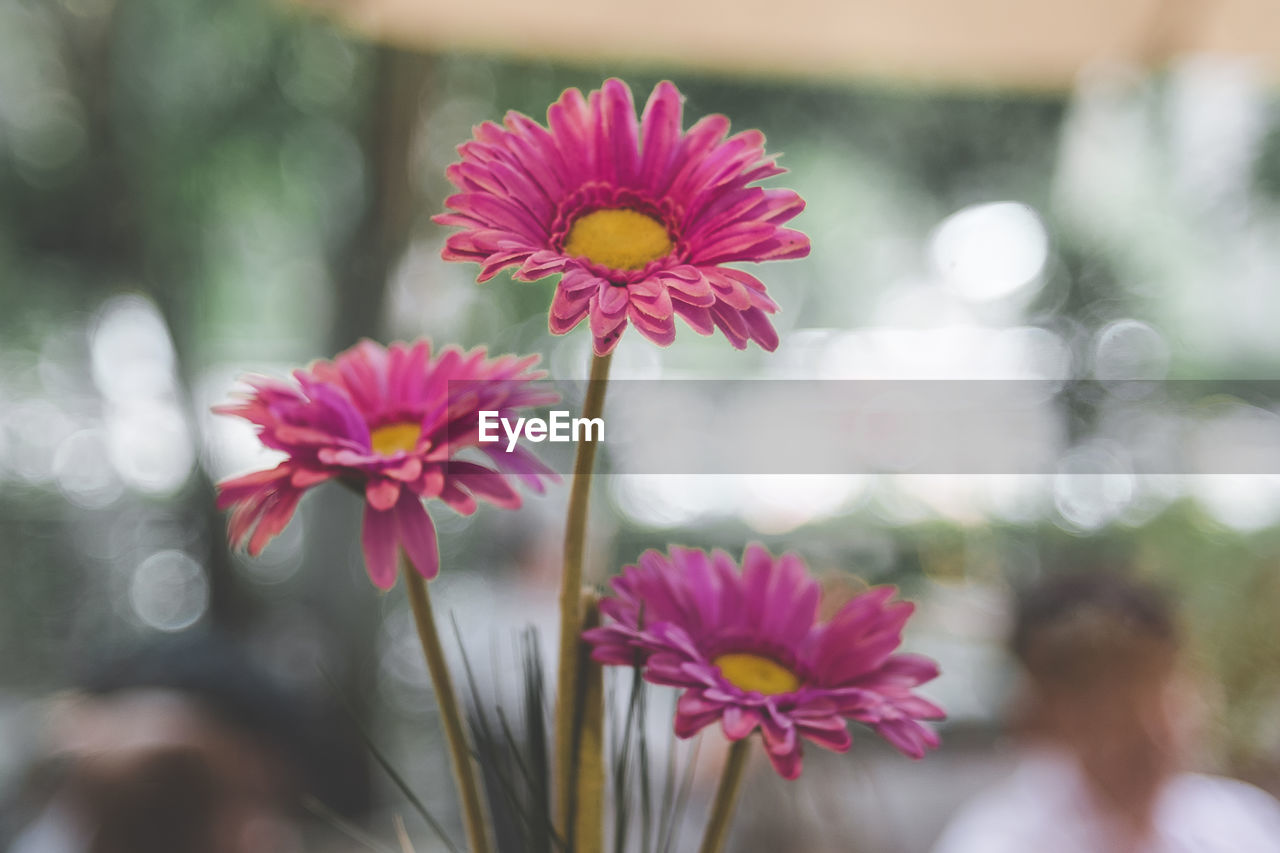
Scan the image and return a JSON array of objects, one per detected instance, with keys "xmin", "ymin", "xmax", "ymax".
[{"xmin": 2, "ymin": 0, "xmax": 1280, "ymax": 850}]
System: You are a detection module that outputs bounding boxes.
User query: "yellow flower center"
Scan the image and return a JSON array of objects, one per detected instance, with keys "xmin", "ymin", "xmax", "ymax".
[
  {"xmin": 563, "ymin": 208, "xmax": 672, "ymax": 270},
  {"xmin": 713, "ymin": 653, "xmax": 800, "ymax": 695},
  {"xmin": 369, "ymin": 421, "xmax": 422, "ymax": 456}
]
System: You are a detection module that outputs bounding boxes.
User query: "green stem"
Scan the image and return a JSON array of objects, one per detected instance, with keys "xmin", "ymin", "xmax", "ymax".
[
  {"xmin": 572, "ymin": 589, "xmax": 606, "ymax": 853},
  {"xmin": 402, "ymin": 558, "xmax": 492, "ymax": 853},
  {"xmin": 553, "ymin": 351, "xmax": 613, "ymax": 839},
  {"xmin": 697, "ymin": 739, "xmax": 751, "ymax": 853}
]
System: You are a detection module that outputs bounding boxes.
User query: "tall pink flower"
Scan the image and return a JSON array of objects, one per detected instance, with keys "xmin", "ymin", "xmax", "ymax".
[
  {"xmin": 215, "ymin": 339, "xmax": 558, "ymax": 589},
  {"xmin": 584, "ymin": 545, "xmax": 944, "ymax": 779},
  {"xmin": 436, "ymin": 79, "xmax": 809, "ymax": 356}
]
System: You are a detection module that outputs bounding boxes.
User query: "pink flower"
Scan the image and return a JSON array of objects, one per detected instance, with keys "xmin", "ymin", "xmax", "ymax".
[
  {"xmin": 584, "ymin": 544, "xmax": 944, "ymax": 779},
  {"xmin": 215, "ymin": 340, "xmax": 558, "ymax": 589},
  {"xmin": 436, "ymin": 79, "xmax": 809, "ymax": 356}
]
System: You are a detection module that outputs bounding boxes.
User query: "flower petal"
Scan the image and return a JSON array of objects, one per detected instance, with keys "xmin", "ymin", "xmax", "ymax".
[
  {"xmin": 436, "ymin": 80, "xmax": 807, "ymax": 353},
  {"xmin": 366, "ymin": 477, "xmax": 401, "ymax": 511},
  {"xmin": 396, "ymin": 495, "xmax": 440, "ymax": 581},
  {"xmin": 638, "ymin": 81, "xmax": 683, "ymax": 190},
  {"xmin": 582, "ymin": 544, "xmax": 945, "ymax": 776},
  {"xmin": 674, "ymin": 691, "xmax": 724, "ymax": 739},
  {"xmin": 722, "ymin": 705, "xmax": 763, "ymax": 740},
  {"xmin": 362, "ymin": 503, "xmax": 398, "ymax": 590}
]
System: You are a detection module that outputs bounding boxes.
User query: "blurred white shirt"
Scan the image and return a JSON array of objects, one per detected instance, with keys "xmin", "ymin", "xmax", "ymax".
[{"xmin": 932, "ymin": 749, "xmax": 1280, "ymax": 853}]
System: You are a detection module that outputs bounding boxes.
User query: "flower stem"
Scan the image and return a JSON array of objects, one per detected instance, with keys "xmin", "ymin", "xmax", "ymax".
[
  {"xmin": 697, "ymin": 739, "xmax": 751, "ymax": 853},
  {"xmin": 554, "ymin": 351, "xmax": 613, "ymax": 839},
  {"xmin": 573, "ymin": 588, "xmax": 607, "ymax": 853},
  {"xmin": 402, "ymin": 558, "xmax": 492, "ymax": 853}
]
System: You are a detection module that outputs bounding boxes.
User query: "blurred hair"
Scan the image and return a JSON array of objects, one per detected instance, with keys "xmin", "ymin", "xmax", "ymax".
[
  {"xmin": 75, "ymin": 629, "xmax": 370, "ymax": 819},
  {"xmin": 1011, "ymin": 571, "xmax": 1180, "ymax": 687}
]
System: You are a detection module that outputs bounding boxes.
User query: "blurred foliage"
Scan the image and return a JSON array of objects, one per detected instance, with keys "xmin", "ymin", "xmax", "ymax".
[{"xmin": 2, "ymin": 0, "xmax": 1280, "ymax": 840}]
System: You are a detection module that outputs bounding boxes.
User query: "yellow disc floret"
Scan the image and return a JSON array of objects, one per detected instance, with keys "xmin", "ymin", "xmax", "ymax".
[
  {"xmin": 370, "ymin": 422, "xmax": 422, "ymax": 456},
  {"xmin": 563, "ymin": 208, "xmax": 672, "ymax": 271},
  {"xmin": 714, "ymin": 653, "xmax": 801, "ymax": 695}
]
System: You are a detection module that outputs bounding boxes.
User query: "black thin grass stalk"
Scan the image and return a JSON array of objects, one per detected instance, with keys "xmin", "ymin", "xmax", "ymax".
[
  {"xmin": 316, "ymin": 667, "xmax": 461, "ymax": 853},
  {"xmin": 512, "ymin": 636, "xmax": 565, "ymax": 853},
  {"xmin": 470, "ymin": 724, "xmax": 519, "ymax": 850},
  {"xmin": 611, "ymin": 660, "xmax": 646, "ymax": 852},
  {"xmin": 453, "ymin": 619, "xmax": 565, "ymax": 853},
  {"xmin": 637, "ymin": 679, "xmax": 653, "ymax": 853},
  {"xmin": 656, "ymin": 692, "xmax": 679, "ymax": 853},
  {"xmin": 450, "ymin": 618, "xmax": 522, "ymax": 850},
  {"xmin": 607, "ymin": 672, "xmax": 626, "ymax": 852},
  {"xmin": 490, "ymin": 706, "xmax": 568, "ymax": 852},
  {"xmin": 450, "ymin": 616, "xmax": 497, "ymax": 750},
  {"xmin": 300, "ymin": 794, "xmax": 400, "ymax": 853},
  {"xmin": 497, "ymin": 707, "xmax": 542, "ymax": 796},
  {"xmin": 475, "ymin": 734, "xmax": 567, "ymax": 853},
  {"xmin": 662, "ymin": 735, "xmax": 703, "ymax": 853},
  {"xmin": 608, "ymin": 697, "xmax": 627, "ymax": 851},
  {"xmin": 610, "ymin": 602, "xmax": 652, "ymax": 853},
  {"xmin": 520, "ymin": 629, "xmax": 554, "ymax": 849}
]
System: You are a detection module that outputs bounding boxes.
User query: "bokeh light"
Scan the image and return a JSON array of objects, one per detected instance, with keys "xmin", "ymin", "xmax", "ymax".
[
  {"xmin": 129, "ymin": 550, "xmax": 210, "ymax": 632},
  {"xmin": 931, "ymin": 202, "xmax": 1049, "ymax": 302}
]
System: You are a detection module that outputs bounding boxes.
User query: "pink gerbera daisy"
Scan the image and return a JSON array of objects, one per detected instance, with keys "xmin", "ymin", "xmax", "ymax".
[
  {"xmin": 584, "ymin": 544, "xmax": 944, "ymax": 779},
  {"xmin": 435, "ymin": 78, "xmax": 809, "ymax": 356},
  {"xmin": 215, "ymin": 339, "xmax": 558, "ymax": 589}
]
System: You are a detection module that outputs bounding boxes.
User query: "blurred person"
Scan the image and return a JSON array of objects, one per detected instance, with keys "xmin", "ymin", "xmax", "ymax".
[
  {"xmin": 4, "ymin": 631, "xmax": 370, "ymax": 853},
  {"xmin": 932, "ymin": 571, "xmax": 1280, "ymax": 853}
]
